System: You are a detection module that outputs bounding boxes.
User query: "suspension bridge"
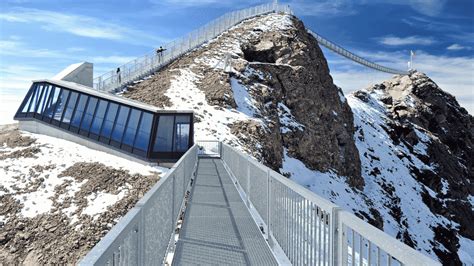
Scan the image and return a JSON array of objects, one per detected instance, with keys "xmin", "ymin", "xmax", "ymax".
[{"xmin": 19, "ymin": 2, "xmax": 433, "ymax": 265}]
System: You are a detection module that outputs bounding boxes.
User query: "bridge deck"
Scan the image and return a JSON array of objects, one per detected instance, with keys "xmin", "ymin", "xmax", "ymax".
[{"xmin": 172, "ymin": 158, "xmax": 277, "ymax": 265}]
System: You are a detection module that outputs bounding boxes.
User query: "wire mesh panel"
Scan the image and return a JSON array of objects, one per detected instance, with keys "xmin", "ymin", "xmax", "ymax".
[
  {"xmin": 248, "ymin": 160, "xmax": 269, "ymax": 224},
  {"xmin": 79, "ymin": 145, "xmax": 198, "ymax": 265},
  {"xmin": 141, "ymin": 177, "xmax": 174, "ymax": 264}
]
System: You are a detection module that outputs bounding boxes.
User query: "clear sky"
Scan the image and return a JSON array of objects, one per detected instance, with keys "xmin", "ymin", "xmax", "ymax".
[{"xmin": 1, "ymin": 0, "xmax": 473, "ymax": 120}]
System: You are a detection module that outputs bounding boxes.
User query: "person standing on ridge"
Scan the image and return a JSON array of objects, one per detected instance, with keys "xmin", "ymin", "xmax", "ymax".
[
  {"xmin": 116, "ymin": 67, "xmax": 121, "ymax": 84},
  {"xmin": 156, "ymin": 46, "xmax": 166, "ymax": 63}
]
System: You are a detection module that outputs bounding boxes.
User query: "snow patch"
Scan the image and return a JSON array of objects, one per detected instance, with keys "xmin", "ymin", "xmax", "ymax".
[
  {"xmin": 413, "ymin": 128, "xmax": 431, "ymax": 156},
  {"xmin": 280, "ymin": 149, "xmax": 369, "ymax": 212},
  {"xmin": 83, "ymin": 190, "xmax": 127, "ymax": 219},
  {"xmin": 277, "ymin": 103, "xmax": 305, "ymax": 134},
  {"xmin": 230, "ymin": 77, "xmax": 257, "ymax": 117},
  {"xmin": 1, "ymin": 132, "xmax": 165, "ymax": 219},
  {"xmin": 458, "ymin": 237, "xmax": 474, "ymax": 265}
]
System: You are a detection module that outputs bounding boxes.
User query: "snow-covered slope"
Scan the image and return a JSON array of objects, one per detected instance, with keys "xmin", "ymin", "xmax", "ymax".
[{"xmin": 0, "ymin": 124, "xmax": 167, "ymax": 263}]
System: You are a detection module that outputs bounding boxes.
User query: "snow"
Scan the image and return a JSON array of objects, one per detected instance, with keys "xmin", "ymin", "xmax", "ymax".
[
  {"xmin": 277, "ymin": 103, "xmax": 305, "ymax": 134},
  {"xmin": 230, "ymin": 77, "xmax": 257, "ymax": 116},
  {"xmin": 468, "ymin": 195, "xmax": 474, "ymax": 207},
  {"xmin": 280, "ymin": 149, "xmax": 369, "ymax": 212},
  {"xmin": 347, "ymin": 92, "xmax": 457, "ymax": 261},
  {"xmin": 458, "ymin": 237, "xmax": 474, "ymax": 265},
  {"xmin": 83, "ymin": 190, "xmax": 127, "ymax": 219},
  {"xmin": 164, "ymin": 68, "xmax": 260, "ymax": 143},
  {"xmin": 440, "ymin": 179, "xmax": 449, "ymax": 195},
  {"xmin": 338, "ymin": 90, "xmax": 347, "ymax": 103},
  {"xmin": 412, "ymin": 128, "xmax": 431, "ymax": 156},
  {"xmin": 0, "ymin": 131, "xmax": 166, "ymax": 219}
]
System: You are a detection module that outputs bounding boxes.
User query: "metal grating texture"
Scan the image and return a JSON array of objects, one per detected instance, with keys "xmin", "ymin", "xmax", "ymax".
[{"xmin": 172, "ymin": 158, "xmax": 277, "ymax": 265}]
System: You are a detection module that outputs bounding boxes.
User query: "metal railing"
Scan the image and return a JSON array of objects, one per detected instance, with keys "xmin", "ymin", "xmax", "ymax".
[
  {"xmin": 220, "ymin": 143, "xmax": 438, "ymax": 266},
  {"xmin": 78, "ymin": 145, "xmax": 198, "ymax": 265},
  {"xmin": 79, "ymin": 141, "xmax": 438, "ymax": 265},
  {"xmin": 308, "ymin": 30, "xmax": 407, "ymax": 75},
  {"xmin": 93, "ymin": 3, "xmax": 292, "ymax": 92}
]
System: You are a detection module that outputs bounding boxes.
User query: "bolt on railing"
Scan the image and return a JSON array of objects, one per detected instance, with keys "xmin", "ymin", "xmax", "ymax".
[{"xmin": 93, "ymin": 3, "xmax": 292, "ymax": 92}]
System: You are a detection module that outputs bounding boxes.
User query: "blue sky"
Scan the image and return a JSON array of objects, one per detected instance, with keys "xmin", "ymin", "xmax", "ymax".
[{"xmin": 1, "ymin": 0, "xmax": 473, "ymax": 117}]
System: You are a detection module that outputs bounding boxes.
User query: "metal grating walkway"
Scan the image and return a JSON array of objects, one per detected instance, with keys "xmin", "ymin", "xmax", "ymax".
[{"xmin": 172, "ymin": 158, "xmax": 277, "ymax": 265}]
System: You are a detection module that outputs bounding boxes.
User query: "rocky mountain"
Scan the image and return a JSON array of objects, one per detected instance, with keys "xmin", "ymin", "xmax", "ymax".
[
  {"xmin": 351, "ymin": 71, "xmax": 473, "ymax": 264},
  {"xmin": 121, "ymin": 13, "xmax": 473, "ymax": 264}
]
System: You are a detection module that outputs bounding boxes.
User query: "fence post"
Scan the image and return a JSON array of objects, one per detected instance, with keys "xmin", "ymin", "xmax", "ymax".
[
  {"xmin": 266, "ymin": 169, "xmax": 273, "ymax": 247},
  {"xmin": 138, "ymin": 206, "xmax": 144, "ymax": 265},
  {"xmin": 331, "ymin": 207, "xmax": 342, "ymax": 266},
  {"xmin": 246, "ymin": 160, "xmax": 250, "ymax": 207}
]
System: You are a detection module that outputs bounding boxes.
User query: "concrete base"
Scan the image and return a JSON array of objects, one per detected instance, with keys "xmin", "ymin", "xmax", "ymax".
[{"xmin": 18, "ymin": 120, "xmax": 161, "ymax": 166}]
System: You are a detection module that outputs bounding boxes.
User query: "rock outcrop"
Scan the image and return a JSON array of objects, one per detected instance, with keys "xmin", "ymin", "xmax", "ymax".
[
  {"xmin": 123, "ymin": 13, "xmax": 363, "ymax": 189},
  {"xmin": 351, "ymin": 71, "xmax": 473, "ymax": 264}
]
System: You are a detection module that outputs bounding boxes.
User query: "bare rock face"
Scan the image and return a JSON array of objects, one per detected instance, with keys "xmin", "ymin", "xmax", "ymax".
[
  {"xmin": 356, "ymin": 71, "xmax": 473, "ymax": 264},
  {"xmin": 239, "ymin": 18, "xmax": 362, "ymax": 188}
]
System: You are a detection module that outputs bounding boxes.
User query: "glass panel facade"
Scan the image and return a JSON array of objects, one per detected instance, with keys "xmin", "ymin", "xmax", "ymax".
[
  {"xmin": 153, "ymin": 115, "xmax": 174, "ymax": 152},
  {"xmin": 101, "ymin": 103, "xmax": 119, "ymax": 139},
  {"xmin": 90, "ymin": 100, "xmax": 107, "ymax": 135},
  {"xmin": 53, "ymin": 90, "xmax": 70, "ymax": 122},
  {"xmin": 80, "ymin": 97, "xmax": 98, "ymax": 131},
  {"xmin": 61, "ymin": 91, "xmax": 78, "ymax": 124},
  {"xmin": 134, "ymin": 112, "xmax": 153, "ymax": 152},
  {"xmin": 174, "ymin": 115, "xmax": 190, "ymax": 152},
  {"xmin": 71, "ymin": 94, "xmax": 88, "ymax": 128},
  {"xmin": 38, "ymin": 85, "xmax": 52, "ymax": 114},
  {"xmin": 122, "ymin": 109, "xmax": 140, "ymax": 146},
  {"xmin": 44, "ymin": 87, "xmax": 61, "ymax": 118},
  {"xmin": 14, "ymin": 82, "xmax": 193, "ymax": 160},
  {"xmin": 111, "ymin": 106, "xmax": 129, "ymax": 142},
  {"xmin": 19, "ymin": 87, "xmax": 34, "ymax": 114},
  {"xmin": 29, "ymin": 85, "xmax": 42, "ymax": 113}
]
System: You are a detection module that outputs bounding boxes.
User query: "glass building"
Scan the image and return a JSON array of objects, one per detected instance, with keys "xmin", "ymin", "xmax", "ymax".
[{"xmin": 15, "ymin": 80, "xmax": 194, "ymax": 161}]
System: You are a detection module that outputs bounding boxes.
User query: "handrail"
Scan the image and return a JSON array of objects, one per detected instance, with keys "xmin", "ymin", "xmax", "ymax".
[
  {"xmin": 78, "ymin": 145, "xmax": 199, "ymax": 265},
  {"xmin": 219, "ymin": 142, "xmax": 438, "ymax": 266},
  {"xmin": 93, "ymin": 2, "xmax": 292, "ymax": 92},
  {"xmin": 308, "ymin": 30, "xmax": 408, "ymax": 75},
  {"xmin": 79, "ymin": 142, "xmax": 439, "ymax": 265}
]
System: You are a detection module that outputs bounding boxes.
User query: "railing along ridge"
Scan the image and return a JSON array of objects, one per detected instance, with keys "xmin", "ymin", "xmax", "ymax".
[
  {"xmin": 93, "ymin": 3, "xmax": 292, "ymax": 92},
  {"xmin": 93, "ymin": 3, "xmax": 408, "ymax": 93}
]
